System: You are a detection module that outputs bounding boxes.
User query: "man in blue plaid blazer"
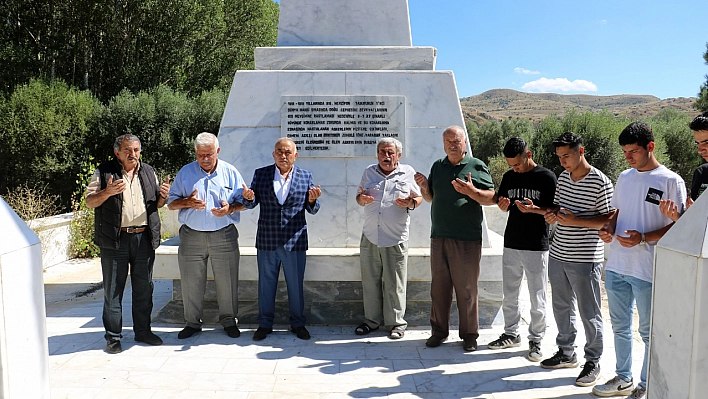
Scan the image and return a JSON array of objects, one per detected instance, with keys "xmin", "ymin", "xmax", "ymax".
[{"xmin": 242, "ymin": 137, "xmax": 322, "ymax": 341}]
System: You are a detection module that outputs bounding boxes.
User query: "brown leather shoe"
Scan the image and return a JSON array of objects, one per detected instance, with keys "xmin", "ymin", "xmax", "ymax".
[
  {"xmin": 463, "ymin": 338, "xmax": 478, "ymax": 352},
  {"xmin": 425, "ymin": 335, "xmax": 447, "ymax": 348}
]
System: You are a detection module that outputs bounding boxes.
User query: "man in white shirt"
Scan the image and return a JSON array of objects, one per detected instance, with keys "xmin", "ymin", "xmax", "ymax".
[
  {"xmin": 595, "ymin": 122, "xmax": 686, "ymax": 399},
  {"xmin": 355, "ymin": 138, "xmax": 422, "ymax": 339}
]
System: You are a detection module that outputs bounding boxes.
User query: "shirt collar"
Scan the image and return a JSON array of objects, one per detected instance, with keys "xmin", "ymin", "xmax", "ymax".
[{"xmin": 442, "ymin": 152, "xmax": 471, "ymax": 166}]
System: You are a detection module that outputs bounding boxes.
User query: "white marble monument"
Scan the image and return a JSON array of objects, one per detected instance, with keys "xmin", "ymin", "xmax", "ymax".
[
  {"xmin": 651, "ymin": 192, "xmax": 708, "ymax": 398},
  {"xmin": 154, "ymin": 0, "xmax": 504, "ymax": 325},
  {"xmin": 0, "ymin": 198, "xmax": 50, "ymax": 398}
]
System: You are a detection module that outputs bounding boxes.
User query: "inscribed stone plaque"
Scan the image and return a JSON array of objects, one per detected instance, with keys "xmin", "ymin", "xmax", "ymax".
[{"xmin": 281, "ymin": 95, "xmax": 405, "ymax": 157}]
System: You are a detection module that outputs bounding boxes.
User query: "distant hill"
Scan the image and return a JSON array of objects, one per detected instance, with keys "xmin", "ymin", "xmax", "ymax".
[{"xmin": 460, "ymin": 89, "xmax": 698, "ymax": 125}]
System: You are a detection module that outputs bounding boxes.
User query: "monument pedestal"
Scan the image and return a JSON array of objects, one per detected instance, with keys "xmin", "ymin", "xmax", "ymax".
[
  {"xmin": 0, "ymin": 199, "xmax": 50, "ymax": 398},
  {"xmin": 650, "ymin": 192, "xmax": 708, "ymax": 398},
  {"xmin": 153, "ymin": 207, "xmax": 505, "ymax": 326}
]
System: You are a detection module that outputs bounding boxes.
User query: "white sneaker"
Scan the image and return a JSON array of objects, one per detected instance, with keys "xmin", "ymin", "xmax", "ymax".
[{"xmin": 592, "ymin": 375, "xmax": 634, "ymax": 397}]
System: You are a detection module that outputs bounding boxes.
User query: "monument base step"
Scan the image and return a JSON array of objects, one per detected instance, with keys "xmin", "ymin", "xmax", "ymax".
[{"xmin": 153, "ymin": 280, "xmax": 503, "ymax": 327}]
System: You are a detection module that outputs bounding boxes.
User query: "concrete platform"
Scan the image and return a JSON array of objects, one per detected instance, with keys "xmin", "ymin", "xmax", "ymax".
[
  {"xmin": 44, "ymin": 257, "xmax": 646, "ymax": 398},
  {"xmin": 152, "ymin": 231, "xmax": 505, "ymax": 326}
]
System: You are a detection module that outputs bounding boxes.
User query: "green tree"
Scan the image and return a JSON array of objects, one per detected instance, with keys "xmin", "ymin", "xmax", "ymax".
[
  {"xmin": 0, "ymin": 0, "xmax": 279, "ymax": 100},
  {"xmin": 696, "ymin": 42, "xmax": 708, "ymax": 111}
]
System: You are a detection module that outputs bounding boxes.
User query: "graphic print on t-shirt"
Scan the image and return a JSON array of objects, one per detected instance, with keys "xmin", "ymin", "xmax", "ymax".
[{"xmin": 645, "ymin": 187, "xmax": 663, "ymax": 205}]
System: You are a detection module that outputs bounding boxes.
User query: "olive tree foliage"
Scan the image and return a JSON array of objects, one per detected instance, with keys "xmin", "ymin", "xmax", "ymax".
[
  {"xmin": 649, "ymin": 109, "xmax": 702, "ymax": 189},
  {"xmin": 696, "ymin": 42, "xmax": 708, "ymax": 112},
  {"xmin": 531, "ymin": 109, "xmax": 627, "ymax": 182},
  {"xmin": 468, "ymin": 118, "xmax": 535, "ymax": 164},
  {"xmin": 0, "ymin": 0, "xmax": 279, "ymax": 101}
]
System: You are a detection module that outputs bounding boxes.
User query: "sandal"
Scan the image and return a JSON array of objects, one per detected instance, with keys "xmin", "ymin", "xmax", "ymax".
[
  {"xmin": 389, "ymin": 326, "xmax": 405, "ymax": 340},
  {"xmin": 354, "ymin": 323, "xmax": 378, "ymax": 335}
]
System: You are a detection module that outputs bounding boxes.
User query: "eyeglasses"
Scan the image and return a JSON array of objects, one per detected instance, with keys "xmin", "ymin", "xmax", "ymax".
[{"xmin": 695, "ymin": 139, "xmax": 708, "ymax": 146}]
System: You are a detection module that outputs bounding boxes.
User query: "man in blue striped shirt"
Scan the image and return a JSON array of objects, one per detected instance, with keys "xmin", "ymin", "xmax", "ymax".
[{"xmin": 168, "ymin": 132, "xmax": 247, "ymax": 340}]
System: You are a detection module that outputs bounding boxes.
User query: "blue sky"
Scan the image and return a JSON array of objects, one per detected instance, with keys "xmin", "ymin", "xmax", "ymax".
[
  {"xmin": 272, "ymin": 1, "xmax": 706, "ymax": 99},
  {"xmin": 408, "ymin": 0, "xmax": 706, "ymax": 99}
]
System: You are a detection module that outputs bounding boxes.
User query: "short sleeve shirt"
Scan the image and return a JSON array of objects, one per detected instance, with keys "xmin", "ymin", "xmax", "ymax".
[
  {"xmin": 498, "ymin": 165, "xmax": 557, "ymax": 251},
  {"xmin": 85, "ymin": 162, "xmax": 157, "ymax": 228},
  {"xmin": 359, "ymin": 163, "xmax": 421, "ymax": 247},
  {"xmin": 168, "ymin": 160, "xmax": 245, "ymax": 231},
  {"xmin": 607, "ymin": 165, "xmax": 686, "ymax": 282},
  {"xmin": 690, "ymin": 163, "xmax": 708, "ymax": 201},
  {"xmin": 549, "ymin": 167, "xmax": 614, "ymax": 263},
  {"xmin": 428, "ymin": 153, "xmax": 494, "ymax": 242}
]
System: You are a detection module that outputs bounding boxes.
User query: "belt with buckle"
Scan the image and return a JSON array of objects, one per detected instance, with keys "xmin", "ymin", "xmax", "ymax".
[{"xmin": 121, "ymin": 226, "xmax": 147, "ymax": 233}]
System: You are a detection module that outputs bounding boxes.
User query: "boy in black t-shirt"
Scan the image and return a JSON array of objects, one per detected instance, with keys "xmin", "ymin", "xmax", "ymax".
[
  {"xmin": 486, "ymin": 137, "xmax": 557, "ymax": 362},
  {"xmin": 660, "ymin": 111, "xmax": 708, "ymax": 220}
]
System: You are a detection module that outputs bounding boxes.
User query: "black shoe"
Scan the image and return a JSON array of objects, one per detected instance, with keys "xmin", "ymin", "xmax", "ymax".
[
  {"xmin": 425, "ymin": 335, "xmax": 447, "ymax": 348},
  {"xmin": 225, "ymin": 326, "xmax": 241, "ymax": 338},
  {"xmin": 291, "ymin": 326, "xmax": 311, "ymax": 340},
  {"xmin": 106, "ymin": 340, "xmax": 122, "ymax": 354},
  {"xmin": 253, "ymin": 327, "xmax": 273, "ymax": 341},
  {"xmin": 576, "ymin": 361, "xmax": 601, "ymax": 387},
  {"xmin": 487, "ymin": 333, "xmax": 521, "ymax": 350},
  {"xmin": 540, "ymin": 349, "xmax": 579, "ymax": 369},
  {"xmin": 463, "ymin": 338, "xmax": 478, "ymax": 352},
  {"xmin": 135, "ymin": 331, "xmax": 163, "ymax": 346},
  {"xmin": 177, "ymin": 326, "xmax": 202, "ymax": 339}
]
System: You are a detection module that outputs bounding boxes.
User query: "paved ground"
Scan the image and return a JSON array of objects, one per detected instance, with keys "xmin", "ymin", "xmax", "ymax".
[{"xmin": 44, "ymin": 259, "xmax": 644, "ymax": 399}]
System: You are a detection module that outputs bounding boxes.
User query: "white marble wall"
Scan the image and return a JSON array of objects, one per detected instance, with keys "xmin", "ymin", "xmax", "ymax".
[
  {"xmin": 277, "ymin": 0, "xmax": 412, "ymax": 46},
  {"xmin": 219, "ymin": 70, "xmax": 468, "ymax": 248},
  {"xmin": 0, "ymin": 198, "xmax": 50, "ymax": 398},
  {"xmin": 650, "ymin": 191, "xmax": 708, "ymax": 399}
]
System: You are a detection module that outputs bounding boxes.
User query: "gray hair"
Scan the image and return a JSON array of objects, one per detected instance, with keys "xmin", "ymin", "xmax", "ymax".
[
  {"xmin": 194, "ymin": 132, "xmax": 219, "ymax": 150},
  {"xmin": 275, "ymin": 137, "xmax": 298, "ymax": 153},
  {"xmin": 376, "ymin": 137, "xmax": 402, "ymax": 155},
  {"xmin": 114, "ymin": 134, "xmax": 141, "ymax": 152}
]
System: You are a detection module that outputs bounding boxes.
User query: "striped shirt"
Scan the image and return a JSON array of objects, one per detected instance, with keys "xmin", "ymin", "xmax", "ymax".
[{"xmin": 549, "ymin": 166, "xmax": 614, "ymax": 263}]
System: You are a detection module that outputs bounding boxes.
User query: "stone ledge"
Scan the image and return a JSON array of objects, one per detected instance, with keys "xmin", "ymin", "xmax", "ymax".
[
  {"xmin": 154, "ymin": 280, "xmax": 503, "ymax": 327},
  {"xmin": 153, "ymin": 233, "xmax": 503, "ymax": 282},
  {"xmin": 255, "ymin": 46, "xmax": 436, "ymax": 71}
]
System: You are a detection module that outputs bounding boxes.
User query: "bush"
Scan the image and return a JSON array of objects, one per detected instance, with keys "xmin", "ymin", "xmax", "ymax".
[
  {"xmin": 69, "ymin": 158, "xmax": 99, "ymax": 258},
  {"xmin": 487, "ymin": 155, "xmax": 510, "ymax": 190},
  {"xmin": 2, "ymin": 184, "xmax": 61, "ymax": 222},
  {"xmin": 94, "ymin": 85, "xmax": 227, "ymax": 177},
  {"xmin": 0, "ymin": 79, "xmax": 103, "ymax": 211},
  {"xmin": 649, "ymin": 109, "xmax": 702, "ymax": 188}
]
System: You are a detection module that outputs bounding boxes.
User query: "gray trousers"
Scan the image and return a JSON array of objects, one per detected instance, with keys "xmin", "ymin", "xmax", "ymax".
[
  {"xmin": 359, "ymin": 235, "xmax": 408, "ymax": 330},
  {"xmin": 178, "ymin": 224, "xmax": 240, "ymax": 329},
  {"xmin": 548, "ymin": 257, "xmax": 604, "ymax": 362},
  {"xmin": 501, "ymin": 248, "xmax": 548, "ymax": 342}
]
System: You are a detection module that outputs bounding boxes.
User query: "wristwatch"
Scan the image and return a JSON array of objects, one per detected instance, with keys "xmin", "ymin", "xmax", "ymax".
[{"xmin": 640, "ymin": 232, "xmax": 646, "ymax": 245}]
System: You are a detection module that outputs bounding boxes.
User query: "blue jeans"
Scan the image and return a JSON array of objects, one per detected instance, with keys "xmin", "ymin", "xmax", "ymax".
[
  {"xmin": 257, "ymin": 247, "xmax": 307, "ymax": 328},
  {"xmin": 100, "ymin": 231, "xmax": 155, "ymax": 342},
  {"xmin": 605, "ymin": 270, "xmax": 652, "ymax": 389}
]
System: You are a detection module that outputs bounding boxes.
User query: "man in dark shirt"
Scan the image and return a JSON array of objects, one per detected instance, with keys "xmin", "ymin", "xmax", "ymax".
[
  {"xmin": 414, "ymin": 125, "xmax": 495, "ymax": 352},
  {"xmin": 660, "ymin": 111, "xmax": 708, "ymax": 220},
  {"xmin": 486, "ymin": 137, "xmax": 557, "ymax": 362}
]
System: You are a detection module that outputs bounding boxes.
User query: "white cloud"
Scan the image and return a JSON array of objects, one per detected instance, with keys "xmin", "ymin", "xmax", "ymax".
[
  {"xmin": 521, "ymin": 77, "xmax": 598, "ymax": 93},
  {"xmin": 514, "ymin": 67, "xmax": 540, "ymax": 75}
]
